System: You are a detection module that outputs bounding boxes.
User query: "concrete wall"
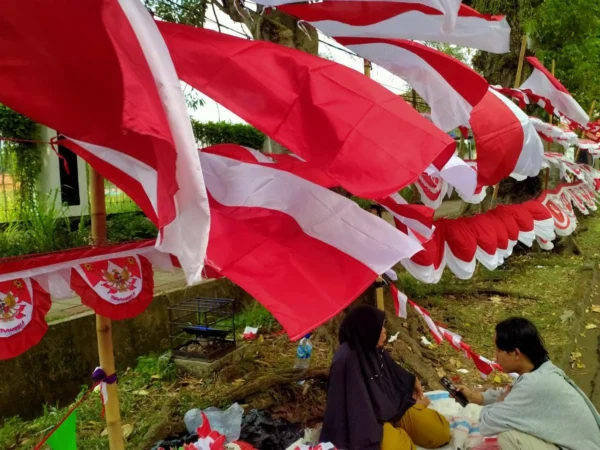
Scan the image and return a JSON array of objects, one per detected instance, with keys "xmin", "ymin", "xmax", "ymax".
[{"xmin": 0, "ymin": 279, "xmax": 252, "ymax": 420}]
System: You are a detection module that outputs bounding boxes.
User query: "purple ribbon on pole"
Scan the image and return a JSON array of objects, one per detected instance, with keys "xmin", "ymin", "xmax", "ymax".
[{"xmin": 92, "ymin": 367, "xmax": 117, "ymax": 406}]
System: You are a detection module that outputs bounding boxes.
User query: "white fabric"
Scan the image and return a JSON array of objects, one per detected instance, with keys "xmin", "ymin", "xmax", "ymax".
[
  {"xmin": 394, "ymin": 288, "xmax": 408, "ymax": 318},
  {"xmin": 119, "ymin": 0, "xmax": 211, "ymax": 285},
  {"xmin": 521, "ymin": 69, "xmax": 589, "ymax": 126},
  {"xmin": 444, "ymin": 243, "xmax": 476, "ymax": 280},
  {"xmin": 533, "ymin": 218, "xmax": 556, "ymax": 242},
  {"xmin": 517, "ymin": 230, "xmax": 536, "ymax": 247},
  {"xmin": 200, "ymin": 153, "xmax": 423, "ymax": 274},
  {"xmin": 439, "ymin": 155, "xmax": 478, "ymax": 198},
  {"xmin": 344, "ymin": 42, "xmax": 472, "ymax": 132},
  {"xmin": 415, "ymin": 172, "xmax": 448, "ymax": 209},
  {"xmin": 243, "ymin": 146, "xmax": 275, "ymax": 162},
  {"xmin": 401, "ymin": 258, "xmax": 445, "ymax": 284},
  {"xmin": 384, "ymin": 192, "xmax": 435, "ymax": 238},
  {"xmin": 308, "ymin": 12, "xmax": 510, "ymax": 54},
  {"xmin": 475, "ymin": 247, "xmax": 500, "ymax": 271}
]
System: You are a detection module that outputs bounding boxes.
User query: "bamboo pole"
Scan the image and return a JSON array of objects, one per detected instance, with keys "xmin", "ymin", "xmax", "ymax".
[
  {"xmin": 490, "ymin": 35, "xmax": 528, "ymax": 209},
  {"xmin": 363, "ymin": 59, "xmax": 371, "ymax": 78},
  {"xmin": 90, "ymin": 167, "xmax": 125, "ymax": 450}
]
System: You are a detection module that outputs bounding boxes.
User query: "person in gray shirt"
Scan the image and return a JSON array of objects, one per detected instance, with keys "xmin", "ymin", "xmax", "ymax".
[{"xmin": 458, "ymin": 317, "xmax": 600, "ymax": 450}]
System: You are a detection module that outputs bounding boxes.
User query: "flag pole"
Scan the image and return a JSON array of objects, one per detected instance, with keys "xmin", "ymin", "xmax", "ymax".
[
  {"xmin": 90, "ymin": 167, "xmax": 125, "ymax": 450},
  {"xmin": 490, "ymin": 35, "xmax": 528, "ymax": 208},
  {"xmin": 363, "ymin": 58, "xmax": 385, "ymax": 311}
]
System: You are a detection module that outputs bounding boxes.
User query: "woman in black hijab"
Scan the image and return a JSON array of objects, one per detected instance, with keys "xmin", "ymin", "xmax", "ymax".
[{"xmin": 320, "ymin": 305, "xmax": 450, "ymax": 450}]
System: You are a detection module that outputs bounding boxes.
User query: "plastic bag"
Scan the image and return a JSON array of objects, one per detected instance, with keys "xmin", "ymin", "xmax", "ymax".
[
  {"xmin": 239, "ymin": 409, "xmax": 302, "ymax": 450},
  {"xmin": 184, "ymin": 403, "xmax": 244, "ymax": 442}
]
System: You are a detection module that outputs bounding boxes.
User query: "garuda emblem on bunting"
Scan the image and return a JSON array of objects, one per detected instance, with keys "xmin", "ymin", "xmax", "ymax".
[
  {"xmin": 71, "ymin": 255, "xmax": 154, "ymax": 320},
  {"xmin": 0, "ymin": 278, "xmax": 51, "ymax": 360}
]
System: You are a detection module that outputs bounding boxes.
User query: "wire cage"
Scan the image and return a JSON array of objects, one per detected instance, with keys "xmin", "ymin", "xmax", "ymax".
[{"xmin": 168, "ymin": 297, "xmax": 236, "ymax": 361}]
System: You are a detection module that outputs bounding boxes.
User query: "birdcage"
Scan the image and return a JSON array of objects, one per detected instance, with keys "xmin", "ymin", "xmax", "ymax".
[{"xmin": 168, "ymin": 297, "xmax": 236, "ymax": 361}]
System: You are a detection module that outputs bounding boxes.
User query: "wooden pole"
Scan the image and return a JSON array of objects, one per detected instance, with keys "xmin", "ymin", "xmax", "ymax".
[
  {"xmin": 490, "ymin": 35, "xmax": 528, "ymax": 209},
  {"xmin": 544, "ymin": 168, "xmax": 550, "ymax": 190},
  {"xmin": 90, "ymin": 167, "xmax": 125, "ymax": 450},
  {"xmin": 411, "ymin": 89, "xmax": 417, "ymax": 109},
  {"xmin": 363, "ymin": 59, "xmax": 371, "ymax": 78}
]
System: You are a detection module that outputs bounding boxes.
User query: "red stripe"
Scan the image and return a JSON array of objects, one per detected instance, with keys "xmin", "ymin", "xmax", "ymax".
[
  {"xmin": 440, "ymin": 218, "xmax": 477, "ymax": 262},
  {"xmin": 335, "ymin": 38, "xmax": 488, "ymax": 107},
  {"xmin": 469, "ymin": 90, "xmax": 524, "ymax": 186},
  {"xmin": 279, "ymin": 2, "xmax": 443, "ymax": 25},
  {"xmin": 468, "ymin": 215, "xmax": 498, "ymax": 255},
  {"xmin": 526, "ymin": 57, "xmax": 570, "ymax": 94},
  {"xmin": 159, "ymin": 21, "xmax": 454, "ymax": 198},
  {"xmin": 206, "ymin": 197, "xmax": 377, "ymax": 341},
  {"xmin": 410, "ymin": 223, "xmax": 444, "ymax": 269},
  {"xmin": 377, "ymin": 196, "xmax": 434, "ymax": 228},
  {"xmin": 0, "ymin": 240, "xmax": 155, "ymax": 275},
  {"xmin": 457, "ymin": 3, "xmax": 505, "ymax": 21}
]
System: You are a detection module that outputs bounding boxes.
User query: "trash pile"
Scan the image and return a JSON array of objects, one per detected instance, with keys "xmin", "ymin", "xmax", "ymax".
[{"xmin": 152, "ymin": 405, "xmax": 336, "ymax": 450}]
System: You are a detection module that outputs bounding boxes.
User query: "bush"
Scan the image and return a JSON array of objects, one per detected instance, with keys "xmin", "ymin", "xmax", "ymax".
[
  {"xmin": 106, "ymin": 213, "xmax": 157, "ymax": 243},
  {"xmin": 192, "ymin": 120, "xmax": 266, "ymax": 149}
]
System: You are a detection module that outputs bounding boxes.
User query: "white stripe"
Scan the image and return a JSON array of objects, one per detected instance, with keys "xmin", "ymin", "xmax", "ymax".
[
  {"xmin": 401, "ymin": 258, "xmax": 445, "ymax": 284},
  {"xmin": 243, "ymin": 146, "xmax": 275, "ymax": 163},
  {"xmin": 69, "ymin": 138, "xmax": 159, "ymax": 213},
  {"xmin": 345, "ymin": 42, "xmax": 472, "ymax": 132},
  {"xmin": 439, "ymin": 155, "xmax": 477, "ymax": 197},
  {"xmin": 382, "ymin": 193, "xmax": 435, "ymax": 238},
  {"xmin": 444, "ymin": 242, "xmax": 476, "ymax": 280},
  {"xmin": 395, "ymin": 289, "xmax": 408, "ymax": 318},
  {"xmin": 309, "ymin": 13, "xmax": 510, "ymax": 53},
  {"xmin": 200, "ymin": 153, "xmax": 422, "ymax": 273},
  {"xmin": 521, "ymin": 69, "xmax": 589, "ymax": 125},
  {"xmin": 119, "ymin": 0, "xmax": 210, "ymax": 285}
]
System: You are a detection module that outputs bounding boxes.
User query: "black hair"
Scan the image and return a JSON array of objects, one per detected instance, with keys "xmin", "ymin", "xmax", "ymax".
[{"xmin": 495, "ymin": 317, "xmax": 549, "ymax": 369}]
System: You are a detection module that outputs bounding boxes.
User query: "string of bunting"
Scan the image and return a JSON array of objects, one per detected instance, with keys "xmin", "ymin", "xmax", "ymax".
[{"xmin": 388, "ymin": 283, "xmax": 503, "ymax": 379}]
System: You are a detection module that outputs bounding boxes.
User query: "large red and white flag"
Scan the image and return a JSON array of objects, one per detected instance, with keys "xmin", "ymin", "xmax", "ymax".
[
  {"xmin": 201, "ymin": 152, "xmax": 423, "ymax": 339},
  {"xmin": 520, "ymin": 57, "xmax": 589, "ymax": 126},
  {"xmin": 158, "ymin": 21, "xmax": 455, "ymax": 199},
  {"xmin": 336, "ymin": 37, "xmax": 489, "ymax": 131},
  {"xmin": 279, "ymin": 2, "xmax": 510, "ymax": 53},
  {"xmin": 0, "ymin": 0, "xmax": 210, "ymax": 285},
  {"xmin": 469, "ymin": 89, "xmax": 544, "ymax": 186}
]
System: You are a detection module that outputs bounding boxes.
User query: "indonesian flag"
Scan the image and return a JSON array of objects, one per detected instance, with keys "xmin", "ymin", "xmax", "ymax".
[
  {"xmin": 539, "ymin": 193, "xmax": 577, "ymax": 237},
  {"xmin": 0, "ymin": 0, "xmax": 210, "ymax": 285},
  {"xmin": 71, "ymin": 255, "xmax": 154, "ymax": 320},
  {"xmin": 158, "ymin": 21, "xmax": 455, "ymax": 199},
  {"xmin": 0, "ymin": 278, "xmax": 51, "ymax": 360},
  {"xmin": 407, "ymin": 299, "xmax": 443, "ymax": 344},
  {"xmin": 520, "ymin": 57, "xmax": 589, "ymax": 126},
  {"xmin": 201, "ymin": 153, "xmax": 423, "ymax": 340},
  {"xmin": 389, "ymin": 283, "xmax": 408, "ymax": 318},
  {"xmin": 335, "ymin": 37, "xmax": 489, "ymax": 131},
  {"xmin": 401, "ymin": 225, "xmax": 446, "ymax": 284},
  {"xmin": 278, "ymin": 3, "xmax": 510, "ymax": 54},
  {"xmin": 441, "ymin": 218, "xmax": 478, "ymax": 280},
  {"xmin": 469, "ymin": 89, "xmax": 544, "ymax": 186},
  {"xmin": 469, "ymin": 214, "xmax": 502, "ymax": 271},
  {"xmin": 377, "ymin": 193, "xmax": 435, "ymax": 238}
]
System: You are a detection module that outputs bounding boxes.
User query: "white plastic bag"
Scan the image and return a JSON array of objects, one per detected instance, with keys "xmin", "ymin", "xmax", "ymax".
[{"xmin": 184, "ymin": 403, "xmax": 244, "ymax": 442}]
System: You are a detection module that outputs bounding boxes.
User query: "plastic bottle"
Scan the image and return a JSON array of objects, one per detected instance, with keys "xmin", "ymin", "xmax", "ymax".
[{"xmin": 294, "ymin": 334, "xmax": 313, "ymax": 369}]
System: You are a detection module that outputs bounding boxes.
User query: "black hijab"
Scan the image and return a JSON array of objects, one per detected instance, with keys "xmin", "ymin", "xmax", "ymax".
[{"xmin": 320, "ymin": 305, "xmax": 416, "ymax": 450}]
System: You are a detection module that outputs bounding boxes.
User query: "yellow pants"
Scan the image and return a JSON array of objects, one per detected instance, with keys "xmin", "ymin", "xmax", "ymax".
[{"xmin": 381, "ymin": 404, "xmax": 451, "ymax": 450}]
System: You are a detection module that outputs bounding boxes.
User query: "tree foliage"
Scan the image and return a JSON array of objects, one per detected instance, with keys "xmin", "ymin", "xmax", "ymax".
[
  {"xmin": 525, "ymin": 0, "xmax": 600, "ymax": 109},
  {"xmin": 192, "ymin": 120, "xmax": 265, "ymax": 148}
]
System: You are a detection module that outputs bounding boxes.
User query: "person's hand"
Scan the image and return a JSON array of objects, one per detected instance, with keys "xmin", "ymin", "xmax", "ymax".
[
  {"xmin": 457, "ymin": 386, "xmax": 484, "ymax": 405},
  {"xmin": 497, "ymin": 385, "xmax": 512, "ymax": 402},
  {"xmin": 415, "ymin": 395, "xmax": 431, "ymax": 407},
  {"xmin": 413, "ymin": 378, "xmax": 424, "ymax": 400}
]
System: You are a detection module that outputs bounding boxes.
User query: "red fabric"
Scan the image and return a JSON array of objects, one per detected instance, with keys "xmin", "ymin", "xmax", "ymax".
[
  {"xmin": 207, "ymin": 198, "xmax": 377, "ymax": 341},
  {"xmin": 469, "ymin": 90, "xmax": 524, "ymax": 186},
  {"xmin": 71, "ymin": 256, "xmax": 154, "ymax": 320},
  {"xmin": 377, "ymin": 197, "xmax": 434, "ymax": 231},
  {"xmin": 488, "ymin": 208, "xmax": 520, "ymax": 241},
  {"xmin": 0, "ymin": 0, "xmax": 178, "ymax": 231},
  {"xmin": 410, "ymin": 223, "xmax": 444, "ymax": 269},
  {"xmin": 0, "ymin": 279, "xmax": 51, "ymax": 360},
  {"xmin": 526, "ymin": 57, "xmax": 569, "ymax": 94},
  {"xmin": 416, "ymin": 173, "xmax": 444, "ymax": 202},
  {"xmin": 335, "ymin": 37, "xmax": 488, "ymax": 107},
  {"xmin": 440, "ymin": 218, "xmax": 477, "ymax": 262},
  {"xmin": 496, "ymin": 205, "xmax": 534, "ymax": 233},
  {"xmin": 486, "ymin": 212, "xmax": 510, "ymax": 251},
  {"xmin": 0, "ymin": 240, "xmax": 155, "ymax": 276},
  {"xmin": 468, "ymin": 215, "xmax": 498, "ymax": 256},
  {"xmin": 522, "ymin": 200, "xmax": 552, "ymax": 221},
  {"xmin": 158, "ymin": 22, "xmax": 455, "ymax": 198},
  {"xmin": 203, "ymin": 144, "xmax": 337, "ymax": 188},
  {"xmin": 543, "ymin": 197, "xmax": 573, "ymax": 232}
]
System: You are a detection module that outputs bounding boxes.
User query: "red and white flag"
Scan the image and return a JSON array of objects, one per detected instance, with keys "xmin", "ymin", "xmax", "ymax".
[
  {"xmin": 159, "ymin": 21, "xmax": 455, "ymax": 199},
  {"xmin": 377, "ymin": 193, "xmax": 435, "ymax": 238},
  {"xmin": 336, "ymin": 37, "xmax": 489, "ymax": 131},
  {"xmin": 469, "ymin": 89, "xmax": 544, "ymax": 186},
  {"xmin": 71, "ymin": 255, "xmax": 155, "ymax": 320},
  {"xmin": 0, "ymin": 278, "xmax": 51, "ymax": 360},
  {"xmin": 389, "ymin": 283, "xmax": 408, "ymax": 318},
  {"xmin": 201, "ymin": 153, "xmax": 423, "ymax": 340},
  {"xmin": 0, "ymin": 0, "xmax": 210, "ymax": 285},
  {"xmin": 407, "ymin": 299, "xmax": 443, "ymax": 344},
  {"xmin": 279, "ymin": 2, "xmax": 510, "ymax": 53},
  {"xmin": 520, "ymin": 57, "xmax": 589, "ymax": 127}
]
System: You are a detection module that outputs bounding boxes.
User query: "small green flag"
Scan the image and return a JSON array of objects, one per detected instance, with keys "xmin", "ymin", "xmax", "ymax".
[{"xmin": 47, "ymin": 410, "xmax": 77, "ymax": 450}]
